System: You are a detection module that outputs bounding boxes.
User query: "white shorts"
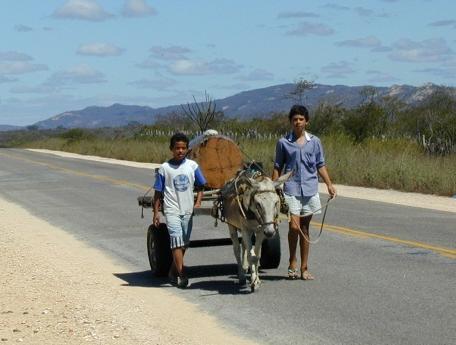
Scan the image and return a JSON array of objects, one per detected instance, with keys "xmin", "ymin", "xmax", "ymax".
[
  {"xmin": 284, "ymin": 193, "xmax": 321, "ymax": 216},
  {"xmin": 164, "ymin": 213, "xmax": 193, "ymax": 249}
]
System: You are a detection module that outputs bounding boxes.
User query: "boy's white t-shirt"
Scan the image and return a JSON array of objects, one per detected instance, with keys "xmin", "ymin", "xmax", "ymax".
[{"xmin": 153, "ymin": 158, "xmax": 206, "ymax": 215}]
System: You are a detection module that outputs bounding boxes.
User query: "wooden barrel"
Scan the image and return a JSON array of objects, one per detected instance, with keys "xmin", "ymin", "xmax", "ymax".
[{"xmin": 188, "ymin": 133, "xmax": 243, "ymax": 189}]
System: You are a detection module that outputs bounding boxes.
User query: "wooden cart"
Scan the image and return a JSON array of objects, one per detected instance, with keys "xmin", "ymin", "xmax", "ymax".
[{"xmin": 138, "ymin": 133, "xmax": 281, "ymax": 277}]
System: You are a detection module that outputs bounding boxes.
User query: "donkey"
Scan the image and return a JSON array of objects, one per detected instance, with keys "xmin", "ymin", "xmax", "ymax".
[{"xmin": 219, "ymin": 169, "xmax": 290, "ymax": 291}]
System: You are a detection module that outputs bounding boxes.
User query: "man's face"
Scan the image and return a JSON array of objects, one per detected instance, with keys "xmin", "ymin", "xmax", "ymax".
[
  {"xmin": 291, "ymin": 114, "xmax": 307, "ymax": 132},
  {"xmin": 171, "ymin": 141, "xmax": 188, "ymax": 161}
]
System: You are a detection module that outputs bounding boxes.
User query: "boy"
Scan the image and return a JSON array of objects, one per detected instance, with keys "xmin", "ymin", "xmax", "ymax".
[
  {"xmin": 272, "ymin": 105, "xmax": 336, "ymax": 281},
  {"xmin": 153, "ymin": 132, "xmax": 206, "ymax": 288}
]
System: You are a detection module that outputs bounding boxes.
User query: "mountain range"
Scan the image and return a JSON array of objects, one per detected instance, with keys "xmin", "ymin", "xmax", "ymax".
[{"xmin": 2, "ymin": 82, "xmax": 453, "ymax": 130}]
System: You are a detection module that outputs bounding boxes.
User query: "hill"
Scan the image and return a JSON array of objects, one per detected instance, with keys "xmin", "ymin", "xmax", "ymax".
[
  {"xmin": 32, "ymin": 83, "xmax": 453, "ymax": 129},
  {"xmin": 0, "ymin": 125, "xmax": 24, "ymax": 132}
]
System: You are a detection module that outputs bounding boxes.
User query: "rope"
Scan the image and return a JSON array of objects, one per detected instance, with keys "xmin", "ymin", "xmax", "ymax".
[{"xmin": 290, "ymin": 196, "xmax": 335, "ymax": 244}]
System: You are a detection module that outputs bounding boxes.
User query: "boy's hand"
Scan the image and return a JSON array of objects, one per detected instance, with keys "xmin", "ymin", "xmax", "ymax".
[
  {"xmin": 194, "ymin": 201, "xmax": 201, "ymax": 208},
  {"xmin": 327, "ymin": 184, "xmax": 337, "ymax": 198},
  {"xmin": 153, "ymin": 213, "xmax": 160, "ymax": 227}
]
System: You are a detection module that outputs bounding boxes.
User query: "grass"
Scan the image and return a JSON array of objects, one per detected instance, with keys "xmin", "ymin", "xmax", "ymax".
[{"xmin": 20, "ymin": 134, "xmax": 456, "ymax": 197}]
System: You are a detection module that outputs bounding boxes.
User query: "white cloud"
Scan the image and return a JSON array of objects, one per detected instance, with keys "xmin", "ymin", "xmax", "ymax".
[
  {"xmin": 216, "ymin": 82, "xmax": 251, "ymax": 91},
  {"xmin": 48, "ymin": 64, "xmax": 106, "ymax": 84},
  {"xmin": 0, "ymin": 62, "xmax": 48, "ymax": 75},
  {"xmin": 238, "ymin": 68, "xmax": 274, "ymax": 81},
  {"xmin": 336, "ymin": 36, "xmax": 382, "ymax": 48},
  {"xmin": 128, "ymin": 78, "xmax": 176, "ymax": 90},
  {"xmin": 10, "ymin": 84, "xmax": 57, "ymax": 94},
  {"xmin": 321, "ymin": 3, "xmax": 350, "ymax": 11},
  {"xmin": 366, "ymin": 70, "xmax": 399, "ymax": 83},
  {"xmin": 77, "ymin": 43, "xmax": 124, "ymax": 57},
  {"xmin": 14, "ymin": 24, "xmax": 33, "ymax": 32},
  {"xmin": 389, "ymin": 38, "xmax": 453, "ymax": 63},
  {"xmin": 354, "ymin": 6, "xmax": 389, "ymax": 18},
  {"xmin": 122, "ymin": 0, "xmax": 156, "ymax": 17},
  {"xmin": 277, "ymin": 11, "xmax": 319, "ymax": 19},
  {"xmin": 286, "ymin": 22, "xmax": 334, "ymax": 36},
  {"xmin": 149, "ymin": 46, "xmax": 191, "ymax": 60},
  {"xmin": 168, "ymin": 58, "xmax": 242, "ymax": 75},
  {"xmin": 0, "ymin": 51, "xmax": 33, "ymax": 61},
  {"xmin": 0, "ymin": 76, "xmax": 17, "ymax": 83},
  {"xmin": 52, "ymin": 0, "xmax": 112, "ymax": 21},
  {"xmin": 136, "ymin": 58, "xmax": 164, "ymax": 69},
  {"xmin": 428, "ymin": 20, "xmax": 456, "ymax": 28},
  {"xmin": 354, "ymin": 7, "xmax": 374, "ymax": 17},
  {"xmin": 321, "ymin": 61, "xmax": 355, "ymax": 78},
  {"xmin": 414, "ymin": 66, "xmax": 456, "ymax": 79}
]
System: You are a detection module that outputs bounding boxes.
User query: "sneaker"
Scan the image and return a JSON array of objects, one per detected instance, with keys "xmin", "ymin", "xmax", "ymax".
[
  {"xmin": 177, "ymin": 276, "xmax": 189, "ymax": 289},
  {"xmin": 168, "ymin": 271, "xmax": 178, "ymax": 285}
]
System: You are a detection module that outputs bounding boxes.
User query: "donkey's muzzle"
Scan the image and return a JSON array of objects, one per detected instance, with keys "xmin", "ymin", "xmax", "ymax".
[{"xmin": 262, "ymin": 224, "xmax": 276, "ymax": 238}]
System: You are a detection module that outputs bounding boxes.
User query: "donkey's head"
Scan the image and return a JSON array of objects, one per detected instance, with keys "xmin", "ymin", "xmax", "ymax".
[{"xmin": 238, "ymin": 172, "xmax": 290, "ymax": 238}]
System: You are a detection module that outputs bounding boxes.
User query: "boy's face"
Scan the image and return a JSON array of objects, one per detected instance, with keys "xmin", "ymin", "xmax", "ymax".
[
  {"xmin": 171, "ymin": 141, "xmax": 188, "ymax": 161},
  {"xmin": 291, "ymin": 114, "xmax": 308, "ymax": 132}
]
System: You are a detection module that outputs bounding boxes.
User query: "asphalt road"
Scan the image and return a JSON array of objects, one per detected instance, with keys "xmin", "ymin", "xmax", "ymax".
[{"xmin": 1, "ymin": 148, "xmax": 455, "ymax": 345}]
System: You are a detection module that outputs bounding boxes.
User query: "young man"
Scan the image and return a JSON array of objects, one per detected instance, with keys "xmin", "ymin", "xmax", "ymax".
[
  {"xmin": 153, "ymin": 132, "xmax": 206, "ymax": 288},
  {"xmin": 272, "ymin": 105, "xmax": 336, "ymax": 280}
]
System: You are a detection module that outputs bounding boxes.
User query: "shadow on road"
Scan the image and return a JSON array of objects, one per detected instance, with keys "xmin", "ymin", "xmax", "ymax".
[
  {"xmin": 114, "ymin": 265, "xmax": 288, "ymax": 294},
  {"xmin": 114, "ymin": 270, "xmax": 170, "ymax": 288}
]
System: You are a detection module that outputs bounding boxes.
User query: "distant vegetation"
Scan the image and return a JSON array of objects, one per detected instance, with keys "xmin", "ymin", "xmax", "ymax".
[{"xmin": 1, "ymin": 86, "xmax": 455, "ymax": 196}]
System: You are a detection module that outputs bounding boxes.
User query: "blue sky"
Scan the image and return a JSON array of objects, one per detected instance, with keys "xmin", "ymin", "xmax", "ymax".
[{"xmin": 1, "ymin": 0, "xmax": 455, "ymax": 126}]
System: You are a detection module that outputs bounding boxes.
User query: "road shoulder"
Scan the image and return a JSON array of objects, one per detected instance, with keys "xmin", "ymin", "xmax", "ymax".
[{"xmin": 0, "ymin": 196, "xmax": 257, "ymax": 345}]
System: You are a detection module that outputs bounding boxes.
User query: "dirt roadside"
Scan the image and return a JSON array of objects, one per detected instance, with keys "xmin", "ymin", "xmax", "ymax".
[{"xmin": 0, "ymin": 197, "xmax": 257, "ymax": 345}]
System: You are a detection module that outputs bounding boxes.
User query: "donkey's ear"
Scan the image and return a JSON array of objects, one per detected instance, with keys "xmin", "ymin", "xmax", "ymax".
[
  {"xmin": 237, "ymin": 181, "xmax": 248, "ymax": 194},
  {"xmin": 273, "ymin": 171, "xmax": 292, "ymax": 189}
]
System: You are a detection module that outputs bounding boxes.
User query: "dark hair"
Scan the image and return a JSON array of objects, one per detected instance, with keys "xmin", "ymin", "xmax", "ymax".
[
  {"xmin": 170, "ymin": 132, "xmax": 189, "ymax": 149},
  {"xmin": 288, "ymin": 104, "xmax": 309, "ymax": 122}
]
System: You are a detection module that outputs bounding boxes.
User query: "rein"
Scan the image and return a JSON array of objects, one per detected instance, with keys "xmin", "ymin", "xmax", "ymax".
[{"xmin": 290, "ymin": 196, "xmax": 335, "ymax": 244}]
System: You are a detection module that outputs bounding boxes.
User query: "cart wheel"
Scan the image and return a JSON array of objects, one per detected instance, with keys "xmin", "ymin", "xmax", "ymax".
[
  {"xmin": 147, "ymin": 224, "xmax": 172, "ymax": 277},
  {"xmin": 260, "ymin": 232, "xmax": 281, "ymax": 269}
]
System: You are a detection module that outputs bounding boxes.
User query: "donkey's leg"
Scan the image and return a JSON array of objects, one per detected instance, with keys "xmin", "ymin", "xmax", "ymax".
[
  {"xmin": 241, "ymin": 229, "xmax": 255, "ymax": 286},
  {"xmin": 251, "ymin": 231, "xmax": 265, "ymax": 289},
  {"xmin": 228, "ymin": 225, "xmax": 245, "ymax": 284}
]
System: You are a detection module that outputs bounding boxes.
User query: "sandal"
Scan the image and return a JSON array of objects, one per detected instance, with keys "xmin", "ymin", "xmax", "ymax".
[
  {"xmin": 287, "ymin": 268, "xmax": 299, "ymax": 280},
  {"xmin": 301, "ymin": 270, "xmax": 315, "ymax": 280}
]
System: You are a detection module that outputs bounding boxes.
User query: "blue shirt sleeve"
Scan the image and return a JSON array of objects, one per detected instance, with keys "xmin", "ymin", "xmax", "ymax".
[
  {"xmin": 194, "ymin": 167, "xmax": 207, "ymax": 186},
  {"xmin": 315, "ymin": 139, "xmax": 325, "ymax": 169},
  {"xmin": 153, "ymin": 169, "xmax": 165, "ymax": 192},
  {"xmin": 274, "ymin": 140, "xmax": 284, "ymax": 171}
]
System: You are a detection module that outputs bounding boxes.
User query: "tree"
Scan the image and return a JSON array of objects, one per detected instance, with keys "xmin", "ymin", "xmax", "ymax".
[
  {"xmin": 180, "ymin": 91, "xmax": 224, "ymax": 132},
  {"xmin": 26, "ymin": 125, "xmax": 39, "ymax": 131},
  {"xmin": 309, "ymin": 102, "xmax": 345, "ymax": 136},
  {"xmin": 408, "ymin": 87, "xmax": 456, "ymax": 155},
  {"xmin": 341, "ymin": 102, "xmax": 387, "ymax": 142},
  {"xmin": 287, "ymin": 78, "xmax": 315, "ymax": 104}
]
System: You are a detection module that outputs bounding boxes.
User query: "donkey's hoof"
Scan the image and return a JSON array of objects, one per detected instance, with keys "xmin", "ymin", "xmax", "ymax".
[{"xmin": 250, "ymin": 280, "xmax": 260, "ymax": 292}]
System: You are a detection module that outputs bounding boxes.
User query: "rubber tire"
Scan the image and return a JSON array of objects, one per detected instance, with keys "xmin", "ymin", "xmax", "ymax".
[
  {"xmin": 147, "ymin": 223, "xmax": 172, "ymax": 277},
  {"xmin": 259, "ymin": 232, "xmax": 281, "ymax": 269}
]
